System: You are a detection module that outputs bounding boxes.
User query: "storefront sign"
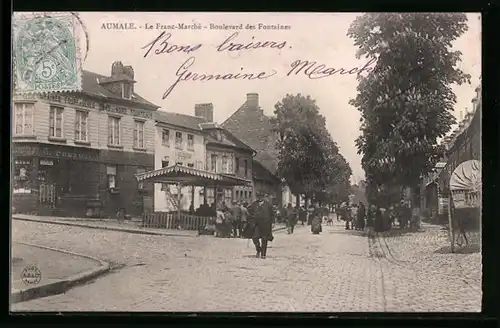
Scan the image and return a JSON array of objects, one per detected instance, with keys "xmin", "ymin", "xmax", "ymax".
[
  {"xmin": 38, "ymin": 93, "xmax": 97, "ymax": 109},
  {"xmin": 40, "ymin": 147, "xmax": 99, "ymax": 162},
  {"xmin": 40, "ymin": 159, "xmax": 54, "ymax": 166},
  {"xmin": 176, "ymin": 151, "xmax": 193, "ymax": 161},
  {"xmin": 100, "ymin": 103, "xmax": 153, "ymax": 119},
  {"xmin": 13, "ymin": 94, "xmax": 37, "ymax": 101},
  {"xmin": 12, "ymin": 145, "xmax": 38, "ymax": 157},
  {"xmin": 13, "ymin": 145, "xmax": 98, "ymax": 162}
]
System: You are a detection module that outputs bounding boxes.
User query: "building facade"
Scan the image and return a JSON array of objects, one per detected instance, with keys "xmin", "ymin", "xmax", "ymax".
[
  {"xmin": 202, "ymin": 123, "xmax": 255, "ymax": 206},
  {"xmin": 12, "ymin": 61, "xmax": 159, "ymax": 218},
  {"xmin": 153, "ymin": 111, "xmax": 207, "ymax": 212},
  {"xmin": 420, "ymin": 83, "xmax": 482, "ymax": 222},
  {"xmin": 222, "ymin": 93, "xmax": 293, "ymax": 206}
]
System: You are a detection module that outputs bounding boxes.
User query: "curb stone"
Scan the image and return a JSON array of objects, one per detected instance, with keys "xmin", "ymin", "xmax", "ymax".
[
  {"xmin": 13, "ymin": 216, "xmax": 197, "ymax": 237},
  {"xmin": 13, "ymin": 216, "xmax": 287, "ymax": 237},
  {"xmin": 11, "ymin": 242, "xmax": 110, "ymax": 304}
]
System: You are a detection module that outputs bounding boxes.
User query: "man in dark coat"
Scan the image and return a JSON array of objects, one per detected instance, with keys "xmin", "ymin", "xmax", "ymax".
[
  {"xmin": 229, "ymin": 200, "xmax": 242, "ymax": 237},
  {"xmin": 357, "ymin": 202, "xmax": 366, "ymax": 231},
  {"xmin": 248, "ymin": 193, "xmax": 274, "ymax": 259}
]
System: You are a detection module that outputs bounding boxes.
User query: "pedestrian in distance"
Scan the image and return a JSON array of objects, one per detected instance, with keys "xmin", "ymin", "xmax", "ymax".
[
  {"xmin": 357, "ymin": 202, "xmax": 366, "ymax": 231},
  {"xmin": 247, "ymin": 193, "xmax": 275, "ymax": 259},
  {"xmin": 365, "ymin": 204, "xmax": 376, "ymax": 236},
  {"xmin": 229, "ymin": 200, "xmax": 242, "ymax": 237},
  {"xmin": 310, "ymin": 204, "xmax": 323, "ymax": 235},
  {"xmin": 286, "ymin": 203, "xmax": 297, "ymax": 234}
]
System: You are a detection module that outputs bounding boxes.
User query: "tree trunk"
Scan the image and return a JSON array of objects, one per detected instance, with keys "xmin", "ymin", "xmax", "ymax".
[
  {"xmin": 304, "ymin": 196, "xmax": 309, "ymax": 209},
  {"xmin": 295, "ymin": 194, "xmax": 301, "ymax": 208}
]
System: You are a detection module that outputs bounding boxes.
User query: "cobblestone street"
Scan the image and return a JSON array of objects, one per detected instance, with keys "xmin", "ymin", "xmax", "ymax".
[{"xmin": 11, "ymin": 220, "xmax": 481, "ymax": 312}]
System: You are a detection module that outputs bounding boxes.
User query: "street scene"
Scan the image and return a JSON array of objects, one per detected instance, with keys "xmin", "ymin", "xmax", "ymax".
[{"xmin": 11, "ymin": 12, "xmax": 481, "ymax": 312}]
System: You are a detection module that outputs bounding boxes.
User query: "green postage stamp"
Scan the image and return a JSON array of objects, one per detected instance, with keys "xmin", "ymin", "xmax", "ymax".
[{"xmin": 12, "ymin": 12, "xmax": 83, "ymax": 94}]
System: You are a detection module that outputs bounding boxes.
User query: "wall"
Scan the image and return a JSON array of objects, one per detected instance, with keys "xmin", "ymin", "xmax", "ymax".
[{"xmin": 153, "ymin": 124, "xmax": 206, "ymax": 212}]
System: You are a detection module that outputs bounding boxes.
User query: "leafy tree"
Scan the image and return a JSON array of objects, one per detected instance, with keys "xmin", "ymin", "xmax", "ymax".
[
  {"xmin": 347, "ymin": 13, "xmax": 471, "ymax": 204},
  {"xmin": 272, "ymin": 94, "xmax": 352, "ymax": 206}
]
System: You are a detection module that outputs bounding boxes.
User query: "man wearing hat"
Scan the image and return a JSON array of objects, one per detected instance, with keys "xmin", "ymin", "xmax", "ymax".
[{"xmin": 248, "ymin": 192, "xmax": 275, "ymax": 259}]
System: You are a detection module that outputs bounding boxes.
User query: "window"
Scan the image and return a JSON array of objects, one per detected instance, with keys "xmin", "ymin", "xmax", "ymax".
[
  {"xmin": 224, "ymin": 189, "xmax": 232, "ymax": 204},
  {"xmin": 108, "ymin": 116, "xmax": 121, "ymax": 146},
  {"xmin": 244, "ymin": 159, "xmax": 248, "ymax": 177},
  {"xmin": 211, "ymin": 154, "xmax": 217, "ymax": 172},
  {"xmin": 222, "ymin": 156, "xmax": 229, "ymax": 173},
  {"xmin": 122, "ymin": 82, "xmax": 132, "ymax": 99},
  {"xmin": 188, "ymin": 163, "xmax": 194, "ymax": 168},
  {"xmin": 49, "ymin": 106, "xmax": 64, "ymax": 138},
  {"xmin": 14, "ymin": 103, "xmax": 34, "ymax": 136},
  {"xmin": 75, "ymin": 110, "xmax": 88, "ymax": 142},
  {"xmin": 176, "ymin": 162, "xmax": 183, "ymax": 166},
  {"xmin": 162, "ymin": 129, "xmax": 170, "ymax": 146},
  {"xmin": 235, "ymin": 190, "xmax": 239, "ymax": 199},
  {"xmin": 107, "ymin": 165, "xmax": 117, "ymax": 189},
  {"xmin": 249, "ymin": 191, "xmax": 252, "ymax": 200},
  {"xmin": 187, "ymin": 134, "xmax": 194, "ymax": 151},
  {"xmin": 134, "ymin": 120, "xmax": 145, "ymax": 148},
  {"xmin": 136, "ymin": 167, "xmax": 145, "ymax": 189},
  {"xmin": 235, "ymin": 157, "xmax": 240, "ymax": 174},
  {"xmin": 175, "ymin": 132, "xmax": 183, "ymax": 149},
  {"xmin": 162, "ymin": 160, "xmax": 170, "ymax": 168}
]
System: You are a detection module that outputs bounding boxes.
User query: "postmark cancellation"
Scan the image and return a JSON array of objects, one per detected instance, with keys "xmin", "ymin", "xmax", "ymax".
[{"xmin": 12, "ymin": 12, "xmax": 83, "ymax": 95}]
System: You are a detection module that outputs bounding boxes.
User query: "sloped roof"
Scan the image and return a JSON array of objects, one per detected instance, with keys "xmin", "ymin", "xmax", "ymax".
[
  {"xmin": 205, "ymin": 128, "xmax": 254, "ymax": 153},
  {"xmin": 82, "ymin": 70, "xmax": 158, "ymax": 108},
  {"xmin": 155, "ymin": 111, "xmax": 207, "ymax": 131},
  {"xmin": 252, "ymin": 159, "xmax": 280, "ymax": 183},
  {"xmin": 222, "ymin": 100, "xmax": 279, "ymax": 173}
]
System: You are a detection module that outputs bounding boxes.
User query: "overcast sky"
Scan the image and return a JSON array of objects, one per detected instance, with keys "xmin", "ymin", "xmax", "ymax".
[{"xmin": 77, "ymin": 12, "xmax": 481, "ymax": 182}]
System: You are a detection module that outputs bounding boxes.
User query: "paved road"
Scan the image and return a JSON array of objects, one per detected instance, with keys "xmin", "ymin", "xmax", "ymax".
[{"xmin": 11, "ymin": 220, "xmax": 481, "ymax": 312}]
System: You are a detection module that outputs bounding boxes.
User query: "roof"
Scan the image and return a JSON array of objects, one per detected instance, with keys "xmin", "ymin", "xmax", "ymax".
[
  {"xmin": 81, "ymin": 70, "xmax": 158, "ymax": 109},
  {"xmin": 135, "ymin": 164, "xmax": 252, "ymax": 187},
  {"xmin": 252, "ymin": 159, "xmax": 280, "ymax": 183},
  {"xmin": 205, "ymin": 128, "xmax": 254, "ymax": 153},
  {"xmin": 155, "ymin": 111, "xmax": 207, "ymax": 131},
  {"xmin": 222, "ymin": 99, "xmax": 279, "ymax": 173}
]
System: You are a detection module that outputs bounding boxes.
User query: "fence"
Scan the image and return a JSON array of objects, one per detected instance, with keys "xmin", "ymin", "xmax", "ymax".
[{"xmin": 142, "ymin": 212, "xmax": 213, "ymax": 230}]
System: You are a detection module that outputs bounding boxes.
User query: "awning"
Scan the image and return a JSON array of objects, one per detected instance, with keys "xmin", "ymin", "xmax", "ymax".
[
  {"xmin": 450, "ymin": 160, "xmax": 481, "ymax": 192},
  {"xmin": 135, "ymin": 164, "xmax": 252, "ymax": 187}
]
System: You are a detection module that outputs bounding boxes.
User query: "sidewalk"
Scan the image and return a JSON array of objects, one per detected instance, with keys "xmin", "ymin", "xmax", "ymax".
[
  {"xmin": 13, "ymin": 214, "xmax": 288, "ymax": 237},
  {"xmin": 11, "ymin": 242, "xmax": 109, "ymax": 304}
]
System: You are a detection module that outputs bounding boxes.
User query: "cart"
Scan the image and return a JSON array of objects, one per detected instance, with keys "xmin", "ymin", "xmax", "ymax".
[{"xmin": 448, "ymin": 160, "xmax": 481, "ymax": 253}]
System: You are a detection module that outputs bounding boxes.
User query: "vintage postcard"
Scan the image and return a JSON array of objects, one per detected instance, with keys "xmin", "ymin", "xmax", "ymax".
[{"xmin": 11, "ymin": 12, "xmax": 481, "ymax": 312}]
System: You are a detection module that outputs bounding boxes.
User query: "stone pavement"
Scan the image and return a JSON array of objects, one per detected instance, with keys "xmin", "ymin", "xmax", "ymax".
[
  {"xmin": 11, "ymin": 242, "xmax": 101, "ymax": 292},
  {"xmin": 11, "ymin": 219, "xmax": 481, "ymax": 312}
]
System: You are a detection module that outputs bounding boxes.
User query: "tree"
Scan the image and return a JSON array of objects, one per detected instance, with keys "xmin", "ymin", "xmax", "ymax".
[
  {"xmin": 347, "ymin": 13, "xmax": 471, "ymax": 205},
  {"xmin": 272, "ymin": 94, "xmax": 352, "ymax": 206}
]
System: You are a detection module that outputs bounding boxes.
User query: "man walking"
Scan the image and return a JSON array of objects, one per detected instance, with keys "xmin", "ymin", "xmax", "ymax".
[
  {"xmin": 285, "ymin": 203, "xmax": 296, "ymax": 234},
  {"xmin": 248, "ymin": 193, "xmax": 274, "ymax": 259},
  {"xmin": 229, "ymin": 200, "xmax": 242, "ymax": 237}
]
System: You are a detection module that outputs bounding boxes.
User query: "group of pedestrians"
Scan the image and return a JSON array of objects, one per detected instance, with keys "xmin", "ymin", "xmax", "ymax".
[
  {"xmin": 211, "ymin": 193, "xmax": 275, "ymax": 259},
  {"xmin": 341, "ymin": 200, "xmax": 417, "ymax": 235}
]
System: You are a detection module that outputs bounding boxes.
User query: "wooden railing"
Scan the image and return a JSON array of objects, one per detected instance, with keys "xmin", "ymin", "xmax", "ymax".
[{"xmin": 142, "ymin": 212, "xmax": 213, "ymax": 230}]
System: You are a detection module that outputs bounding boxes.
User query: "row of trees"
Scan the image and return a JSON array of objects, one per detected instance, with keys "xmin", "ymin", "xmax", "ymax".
[
  {"xmin": 347, "ymin": 13, "xmax": 471, "ymax": 207},
  {"xmin": 271, "ymin": 94, "xmax": 352, "ymax": 207}
]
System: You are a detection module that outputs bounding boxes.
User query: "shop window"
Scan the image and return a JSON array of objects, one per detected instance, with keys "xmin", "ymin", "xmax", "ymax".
[
  {"xmin": 211, "ymin": 154, "xmax": 217, "ymax": 172},
  {"xmin": 136, "ymin": 167, "xmax": 145, "ymax": 189},
  {"xmin": 249, "ymin": 191, "xmax": 253, "ymax": 200},
  {"xmin": 14, "ymin": 103, "xmax": 34, "ymax": 136},
  {"xmin": 235, "ymin": 190, "xmax": 239, "ymax": 200},
  {"xmin": 206, "ymin": 188, "xmax": 215, "ymax": 206},
  {"xmin": 13, "ymin": 158, "xmax": 32, "ymax": 193},
  {"xmin": 175, "ymin": 132, "xmax": 183, "ymax": 149},
  {"xmin": 134, "ymin": 120, "xmax": 145, "ymax": 148},
  {"xmin": 107, "ymin": 165, "xmax": 117, "ymax": 189},
  {"xmin": 162, "ymin": 129, "xmax": 170, "ymax": 146},
  {"xmin": 49, "ymin": 106, "xmax": 64, "ymax": 138},
  {"xmin": 75, "ymin": 110, "xmax": 88, "ymax": 142},
  {"xmin": 187, "ymin": 134, "xmax": 194, "ymax": 151},
  {"xmin": 224, "ymin": 189, "xmax": 232, "ymax": 204}
]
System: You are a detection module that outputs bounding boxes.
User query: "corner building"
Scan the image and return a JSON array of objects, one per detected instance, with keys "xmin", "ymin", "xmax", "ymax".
[{"xmin": 12, "ymin": 61, "xmax": 159, "ymax": 218}]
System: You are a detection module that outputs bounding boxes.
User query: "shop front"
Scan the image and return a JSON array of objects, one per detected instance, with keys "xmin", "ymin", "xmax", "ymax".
[{"xmin": 12, "ymin": 143, "xmax": 101, "ymax": 216}]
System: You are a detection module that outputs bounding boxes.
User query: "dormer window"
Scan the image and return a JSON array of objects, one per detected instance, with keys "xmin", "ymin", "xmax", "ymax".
[{"xmin": 122, "ymin": 82, "xmax": 132, "ymax": 100}]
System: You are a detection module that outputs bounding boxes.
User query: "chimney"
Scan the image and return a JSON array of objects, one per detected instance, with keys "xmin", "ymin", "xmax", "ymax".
[
  {"xmin": 246, "ymin": 93, "xmax": 259, "ymax": 108},
  {"xmin": 195, "ymin": 103, "xmax": 214, "ymax": 122}
]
